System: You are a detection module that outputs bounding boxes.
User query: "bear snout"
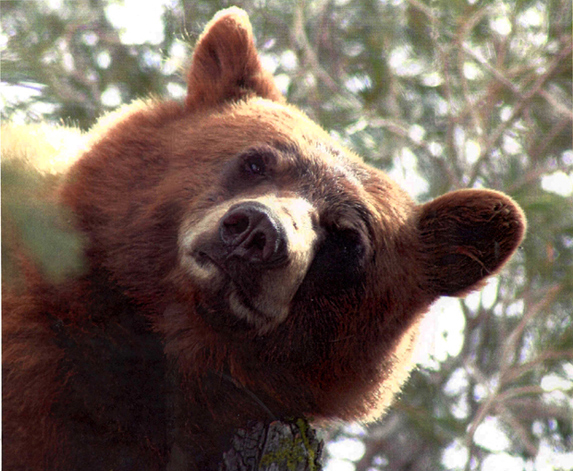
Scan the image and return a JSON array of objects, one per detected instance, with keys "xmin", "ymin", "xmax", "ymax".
[
  {"xmin": 219, "ymin": 202, "xmax": 288, "ymax": 266},
  {"xmin": 179, "ymin": 195, "xmax": 320, "ymax": 332}
]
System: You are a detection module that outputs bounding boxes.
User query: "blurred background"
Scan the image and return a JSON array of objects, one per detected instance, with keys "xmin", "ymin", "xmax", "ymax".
[{"xmin": 1, "ymin": 1, "xmax": 572, "ymax": 469}]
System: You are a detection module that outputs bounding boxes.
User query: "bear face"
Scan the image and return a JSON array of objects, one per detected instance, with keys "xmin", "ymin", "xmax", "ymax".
[
  {"xmin": 4, "ymin": 7, "xmax": 526, "ymax": 470},
  {"xmin": 56, "ymin": 7, "xmax": 525, "ymax": 423},
  {"xmin": 174, "ymin": 110, "xmax": 415, "ymax": 336}
]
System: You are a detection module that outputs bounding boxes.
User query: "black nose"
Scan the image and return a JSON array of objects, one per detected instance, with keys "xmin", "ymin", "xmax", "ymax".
[{"xmin": 219, "ymin": 202, "xmax": 287, "ymax": 265}]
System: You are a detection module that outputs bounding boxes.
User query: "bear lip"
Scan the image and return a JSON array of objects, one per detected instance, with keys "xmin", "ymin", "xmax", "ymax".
[
  {"xmin": 192, "ymin": 249, "xmax": 279, "ymax": 325},
  {"xmin": 194, "ymin": 250, "xmax": 214, "ymax": 268}
]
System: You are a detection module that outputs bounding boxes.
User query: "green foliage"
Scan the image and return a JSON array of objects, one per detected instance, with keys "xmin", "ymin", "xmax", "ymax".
[{"xmin": 2, "ymin": 159, "xmax": 86, "ymax": 284}]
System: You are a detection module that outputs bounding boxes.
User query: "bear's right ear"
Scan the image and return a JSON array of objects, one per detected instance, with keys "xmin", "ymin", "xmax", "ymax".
[
  {"xmin": 185, "ymin": 7, "xmax": 284, "ymax": 110},
  {"xmin": 418, "ymin": 189, "xmax": 526, "ymax": 297}
]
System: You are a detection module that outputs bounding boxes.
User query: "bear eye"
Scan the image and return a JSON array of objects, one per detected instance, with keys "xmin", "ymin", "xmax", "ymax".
[
  {"xmin": 296, "ymin": 225, "xmax": 367, "ymax": 299},
  {"xmin": 242, "ymin": 153, "xmax": 266, "ymax": 177},
  {"xmin": 331, "ymin": 227, "xmax": 365, "ymax": 261}
]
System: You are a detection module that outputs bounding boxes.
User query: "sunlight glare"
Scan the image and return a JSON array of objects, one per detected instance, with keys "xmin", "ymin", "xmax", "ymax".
[
  {"xmin": 474, "ymin": 417, "xmax": 510, "ymax": 452},
  {"xmin": 416, "ymin": 297, "xmax": 465, "ymax": 368},
  {"xmin": 541, "ymin": 170, "xmax": 573, "ymax": 197},
  {"xmin": 105, "ymin": 0, "xmax": 167, "ymax": 45}
]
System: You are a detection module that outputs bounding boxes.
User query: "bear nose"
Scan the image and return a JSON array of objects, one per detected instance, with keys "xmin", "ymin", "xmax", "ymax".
[{"xmin": 220, "ymin": 202, "xmax": 287, "ymax": 265}]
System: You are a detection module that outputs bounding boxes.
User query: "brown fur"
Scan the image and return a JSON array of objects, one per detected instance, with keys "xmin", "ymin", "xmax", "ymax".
[{"xmin": 2, "ymin": 8, "xmax": 526, "ymax": 470}]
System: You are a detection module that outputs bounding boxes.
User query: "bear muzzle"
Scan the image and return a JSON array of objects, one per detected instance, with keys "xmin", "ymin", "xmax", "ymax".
[{"xmin": 179, "ymin": 195, "xmax": 319, "ymax": 333}]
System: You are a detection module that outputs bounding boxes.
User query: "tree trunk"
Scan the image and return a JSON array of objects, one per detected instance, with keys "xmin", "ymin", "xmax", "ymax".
[{"xmin": 220, "ymin": 419, "xmax": 323, "ymax": 471}]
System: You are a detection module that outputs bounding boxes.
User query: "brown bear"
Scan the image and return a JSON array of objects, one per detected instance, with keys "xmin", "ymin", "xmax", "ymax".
[{"xmin": 2, "ymin": 7, "xmax": 526, "ymax": 471}]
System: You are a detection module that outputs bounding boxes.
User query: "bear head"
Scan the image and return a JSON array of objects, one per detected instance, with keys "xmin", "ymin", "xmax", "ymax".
[{"xmin": 61, "ymin": 8, "xmax": 526, "ymax": 421}]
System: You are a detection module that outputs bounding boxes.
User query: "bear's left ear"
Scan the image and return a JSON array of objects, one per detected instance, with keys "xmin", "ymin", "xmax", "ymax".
[
  {"xmin": 418, "ymin": 189, "xmax": 526, "ymax": 297},
  {"xmin": 185, "ymin": 7, "xmax": 284, "ymax": 110}
]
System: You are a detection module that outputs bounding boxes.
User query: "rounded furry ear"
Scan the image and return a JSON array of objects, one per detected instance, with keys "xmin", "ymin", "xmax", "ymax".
[
  {"xmin": 185, "ymin": 7, "xmax": 284, "ymax": 109},
  {"xmin": 418, "ymin": 189, "xmax": 526, "ymax": 297}
]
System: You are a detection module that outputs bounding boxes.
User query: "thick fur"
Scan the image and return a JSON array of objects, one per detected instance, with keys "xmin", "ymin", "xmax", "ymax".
[{"xmin": 2, "ymin": 8, "xmax": 526, "ymax": 471}]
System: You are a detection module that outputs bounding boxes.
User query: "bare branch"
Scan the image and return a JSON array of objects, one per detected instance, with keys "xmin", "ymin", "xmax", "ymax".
[
  {"xmin": 461, "ymin": 39, "xmax": 573, "ymax": 122},
  {"xmin": 456, "ymin": 6, "xmax": 492, "ymax": 140},
  {"xmin": 368, "ymin": 116, "xmax": 462, "ymax": 187},
  {"xmin": 291, "ymin": 2, "xmax": 339, "ymax": 94},
  {"xmin": 499, "ymin": 284, "xmax": 563, "ymax": 374},
  {"xmin": 468, "ymin": 42, "xmax": 573, "ymax": 185}
]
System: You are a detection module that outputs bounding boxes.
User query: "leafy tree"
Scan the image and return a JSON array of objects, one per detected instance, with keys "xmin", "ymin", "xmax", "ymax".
[{"xmin": 2, "ymin": 1, "xmax": 571, "ymax": 469}]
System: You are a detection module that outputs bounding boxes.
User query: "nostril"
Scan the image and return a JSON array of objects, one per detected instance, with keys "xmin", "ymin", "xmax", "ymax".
[
  {"xmin": 219, "ymin": 203, "xmax": 286, "ymax": 265},
  {"xmin": 251, "ymin": 231, "xmax": 267, "ymax": 251},
  {"xmin": 221, "ymin": 211, "xmax": 250, "ymax": 241}
]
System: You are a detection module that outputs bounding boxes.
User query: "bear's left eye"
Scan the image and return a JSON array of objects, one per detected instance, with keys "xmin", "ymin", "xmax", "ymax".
[{"xmin": 242, "ymin": 153, "xmax": 266, "ymax": 177}]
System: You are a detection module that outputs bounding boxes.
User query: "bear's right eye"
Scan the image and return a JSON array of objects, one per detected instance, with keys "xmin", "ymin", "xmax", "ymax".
[
  {"xmin": 242, "ymin": 153, "xmax": 267, "ymax": 177},
  {"xmin": 223, "ymin": 147, "xmax": 278, "ymax": 193},
  {"xmin": 303, "ymin": 226, "xmax": 367, "ymax": 295},
  {"xmin": 325, "ymin": 227, "xmax": 366, "ymax": 268}
]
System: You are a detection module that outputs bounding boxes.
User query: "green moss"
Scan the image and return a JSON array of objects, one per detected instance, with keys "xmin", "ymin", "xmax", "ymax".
[{"xmin": 259, "ymin": 419, "xmax": 319, "ymax": 471}]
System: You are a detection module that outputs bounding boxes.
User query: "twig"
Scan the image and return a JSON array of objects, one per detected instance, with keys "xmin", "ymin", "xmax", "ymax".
[
  {"xmin": 496, "ymin": 406, "xmax": 539, "ymax": 456},
  {"xmin": 461, "ymin": 41, "xmax": 573, "ymax": 121},
  {"xmin": 464, "ymin": 284, "xmax": 563, "ymax": 456},
  {"xmin": 468, "ymin": 42, "xmax": 573, "ymax": 186},
  {"xmin": 528, "ymin": 117, "xmax": 572, "ymax": 164},
  {"xmin": 499, "ymin": 283, "xmax": 562, "ymax": 373},
  {"xmin": 368, "ymin": 116, "xmax": 461, "ymax": 187},
  {"xmin": 292, "ymin": 2, "xmax": 339, "ymax": 94},
  {"xmin": 501, "ymin": 349, "xmax": 573, "ymax": 384},
  {"xmin": 456, "ymin": 6, "xmax": 492, "ymax": 139}
]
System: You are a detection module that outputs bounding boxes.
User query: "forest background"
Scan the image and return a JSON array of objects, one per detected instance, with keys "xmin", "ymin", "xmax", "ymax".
[{"xmin": 1, "ymin": 0, "xmax": 572, "ymax": 470}]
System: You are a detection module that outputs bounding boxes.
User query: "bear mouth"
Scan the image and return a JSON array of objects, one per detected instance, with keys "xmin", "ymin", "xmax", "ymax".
[{"xmin": 194, "ymin": 250, "xmax": 280, "ymax": 328}]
